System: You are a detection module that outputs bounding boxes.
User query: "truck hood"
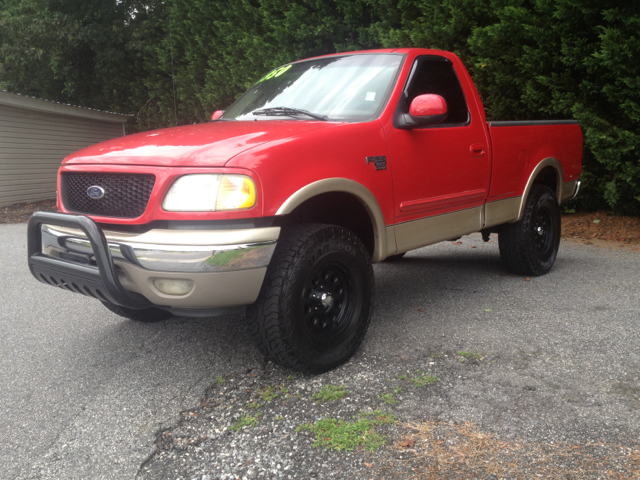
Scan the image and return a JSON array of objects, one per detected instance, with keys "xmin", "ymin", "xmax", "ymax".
[{"xmin": 63, "ymin": 121, "xmax": 337, "ymax": 167}]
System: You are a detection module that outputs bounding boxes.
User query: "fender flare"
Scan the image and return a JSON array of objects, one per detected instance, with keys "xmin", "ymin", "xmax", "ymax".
[
  {"xmin": 276, "ymin": 178, "xmax": 388, "ymax": 262},
  {"xmin": 516, "ymin": 157, "xmax": 563, "ymax": 221}
]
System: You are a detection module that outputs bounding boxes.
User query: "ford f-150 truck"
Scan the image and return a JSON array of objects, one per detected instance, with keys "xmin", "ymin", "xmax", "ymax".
[{"xmin": 27, "ymin": 48, "xmax": 582, "ymax": 373}]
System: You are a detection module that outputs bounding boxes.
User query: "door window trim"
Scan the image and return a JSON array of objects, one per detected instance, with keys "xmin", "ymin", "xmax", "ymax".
[{"xmin": 392, "ymin": 55, "xmax": 471, "ymax": 130}]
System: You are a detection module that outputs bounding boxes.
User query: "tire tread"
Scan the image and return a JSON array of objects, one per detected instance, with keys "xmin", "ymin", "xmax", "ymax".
[
  {"xmin": 499, "ymin": 185, "xmax": 560, "ymax": 276},
  {"xmin": 247, "ymin": 223, "xmax": 374, "ymax": 373}
]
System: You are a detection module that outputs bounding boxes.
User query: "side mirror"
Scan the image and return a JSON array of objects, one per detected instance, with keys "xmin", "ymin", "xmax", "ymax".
[
  {"xmin": 211, "ymin": 110, "xmax": 224, "ymax": 121},
  {"xmin": 398, "ymin": 94, "xmax": 448, "ymax": 129}
]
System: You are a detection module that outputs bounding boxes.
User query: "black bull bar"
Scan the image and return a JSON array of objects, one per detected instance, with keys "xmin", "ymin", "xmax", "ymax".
[{"xmin": 27, "ymin": 211, "xmax": 151, "ymax": 309}]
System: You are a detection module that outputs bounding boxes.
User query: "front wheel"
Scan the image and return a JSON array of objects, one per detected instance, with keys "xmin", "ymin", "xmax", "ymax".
[
  {"xmin": 498, "ymin": 185, "xmax": 561, "ymax": 276},
  {"xmin": 247, "ymin": 224, "xmax": 374, "ymax": 373}
]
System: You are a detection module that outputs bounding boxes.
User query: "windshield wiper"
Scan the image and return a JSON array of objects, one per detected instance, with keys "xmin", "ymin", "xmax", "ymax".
[{"xmin": 252, "ymin": 107, "xmax": 328, "ymax": 121}]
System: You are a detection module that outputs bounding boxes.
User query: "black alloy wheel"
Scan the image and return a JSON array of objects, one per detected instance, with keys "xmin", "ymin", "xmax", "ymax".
[
  {"xmin": 533, "ymin": 205, "xmax": 555, "ymax": 262},
  {"xmin": 303, "ymin": 262, "xmax": 356, "ymax": 339}
]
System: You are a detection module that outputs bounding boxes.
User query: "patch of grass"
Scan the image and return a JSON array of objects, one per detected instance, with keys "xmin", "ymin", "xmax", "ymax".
[
  {"xmin": 379, "ymin": 392, "xmax": 399, "ymax": 405},
  {"xmin": 312, "ymin": 384, "xmax": 350, "ymax": 402},
  {"xmin": 253, "ymin": 384, "xmax": 291, "ymax": 403},
  {"xmin": 246, "ymin": 401, "xmax": 263, "ymax": 409},
  {"xmin": 259, "ymin": 385, "xmax": 280, "ymax": 402},
  {"xmin": 398, "ymin": 372, "xmax": 438, "ymax": 386},
  {"xmin": 215, "ymin": 375, "xmax": 226, "ymax": 384},
  {"xmin": 286, "ymin": 375, "xmax": 295, "ymax": 381},
  {"xmin": 229, "ymin": 414, "xmax": 260, "ymax": 431},
  {"xmin": 297, "ymin": 411, "xmax": 396, "ymax": 451},
  {"xmin": 367, "ymin": 410, "xmax": 397, "ymax": 424},
  {"xmin": 275, "ymin": 415, "xmax": 284, "ymax": 421},
  {"xmin": 410, "ymin": 372, "xmax": 439, "ymax": 387},
  {"xmin": 379, "ymin": 381, "xmax": 403, "ymax": 403},
  {"xmin": 458, "ymin": 351, "xmax": 482, "ymax": 361}
]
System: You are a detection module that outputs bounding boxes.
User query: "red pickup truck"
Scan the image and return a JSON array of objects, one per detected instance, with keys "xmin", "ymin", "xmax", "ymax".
[{"xmin": 28, "ymin": 48, "xmax": 582, "ymax": 373}]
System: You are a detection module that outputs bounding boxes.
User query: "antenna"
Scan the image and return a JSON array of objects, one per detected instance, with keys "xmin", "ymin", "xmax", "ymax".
[{"xmin": 168, "ymin": 17, "xmax": 178, "ymax": 126}]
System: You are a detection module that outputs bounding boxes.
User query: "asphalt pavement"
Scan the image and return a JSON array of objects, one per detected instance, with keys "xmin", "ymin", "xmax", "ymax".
[{"xmin": 1, "ymin": 222, "xmax": 638, "ymax": 479}]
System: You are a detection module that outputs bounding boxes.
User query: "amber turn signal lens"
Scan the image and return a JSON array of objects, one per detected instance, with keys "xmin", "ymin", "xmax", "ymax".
[{"xmin": 215, "ymin": 175, "xmax": 256, "ymax": 210}]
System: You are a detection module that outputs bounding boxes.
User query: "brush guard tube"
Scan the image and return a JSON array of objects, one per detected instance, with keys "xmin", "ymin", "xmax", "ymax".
[{"xmin": 27, "ymin": 211, "xmax": 151, "ymax": 309}]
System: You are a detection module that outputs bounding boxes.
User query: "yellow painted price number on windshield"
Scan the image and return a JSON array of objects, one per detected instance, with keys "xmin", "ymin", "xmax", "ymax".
[{"xmin": 257, "ymin": 64, "xmax": 292, "ymax": 83}]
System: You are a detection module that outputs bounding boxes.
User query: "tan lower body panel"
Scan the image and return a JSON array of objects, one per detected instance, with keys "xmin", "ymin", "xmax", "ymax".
[
  {"xmin": 385, "ymin": 225, "xmax": 398, "ymax": 257},
  {"xmin": 116, "ymin": 260, "xmax": 267, "ymax": 309},
  {"xmin": 393, "ymin": 206, "xmax": 484, "ymax": 254},
  {"xmin": 484, "ymin": 196, "xmax": 522, "ymax": 228}
]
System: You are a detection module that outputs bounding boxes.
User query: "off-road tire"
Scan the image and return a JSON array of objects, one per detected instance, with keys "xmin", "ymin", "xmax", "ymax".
[
  {"xmin": 102, "ymin": 302, "xmax": 173, "ymax": 322},
  {"xmin": 247, "ymin": 223, "xmax": 374, "ymax": 373},
  {"xmin": 499, "ymin": 185, "xmax": 561, "ymax": 276}
]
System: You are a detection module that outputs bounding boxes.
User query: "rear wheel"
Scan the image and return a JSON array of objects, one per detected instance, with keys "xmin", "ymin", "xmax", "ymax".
[
  {"xmin": 247, "ymin": 223, "xmax": 374, "ymax": 373},
  {"xmin": 499, "ymin": 185, "xmax": 561, "ymax": 276},
  {"xmin": 102, "ymin": 302, "xmax": 173, "ymax": 323}
]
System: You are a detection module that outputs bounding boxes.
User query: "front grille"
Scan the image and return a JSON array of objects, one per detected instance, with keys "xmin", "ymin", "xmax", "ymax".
[{"xmin": 61, "ymin": 173, "xmax": 155, "ymax": 218}]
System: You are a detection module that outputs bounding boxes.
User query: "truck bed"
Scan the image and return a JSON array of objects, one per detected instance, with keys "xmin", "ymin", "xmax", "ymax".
[{"xmin": 487, "ymin": 120, "xmax": 583, "ymax": 204}]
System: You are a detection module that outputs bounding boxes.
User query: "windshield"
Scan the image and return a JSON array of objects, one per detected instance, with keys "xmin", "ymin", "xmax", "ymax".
[{"xmin": 221, "ymin": 54, "xmax": 404, "ymax": 122}]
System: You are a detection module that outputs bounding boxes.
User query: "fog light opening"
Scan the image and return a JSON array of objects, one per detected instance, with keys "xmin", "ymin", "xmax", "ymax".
[{"xmin": 153, "ymin": 278, "xmax": 194, "ymax": 296}]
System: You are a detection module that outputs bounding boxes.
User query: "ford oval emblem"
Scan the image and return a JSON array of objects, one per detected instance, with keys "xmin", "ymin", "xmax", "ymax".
[{"xmin": 87, "ymin": 186, "xmax": 105, "ymax": 200}]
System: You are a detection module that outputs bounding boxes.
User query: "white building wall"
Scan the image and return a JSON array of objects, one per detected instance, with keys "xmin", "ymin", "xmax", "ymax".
[{"xmin": 0, "ymin": 94, "xmax": 127, "ymax": 207}]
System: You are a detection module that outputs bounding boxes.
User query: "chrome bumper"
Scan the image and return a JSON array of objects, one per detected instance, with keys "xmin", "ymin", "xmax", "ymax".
[
  {"xmin": 42, "ymin": 225, "xmax": 278, "ymax": 273},
  {"xmin": 569, "ymin": 179, "xmax": 581, "ymax": 201},
  {"xmin": 561, "ymin": 179, "xmax": 582, "ymax": 203},
  {"xmin": 30, "ymin": 215, "xmax": 280, "ymax": 310}
]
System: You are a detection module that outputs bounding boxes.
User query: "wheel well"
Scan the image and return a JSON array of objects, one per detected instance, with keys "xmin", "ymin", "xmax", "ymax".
[
  {"xmin": 275, "ymin": 192, "xmax": 375, "ymax": 257},
  {"xmin": 532, "ymin": 166, "xmax": 559, "ymax": 194}
]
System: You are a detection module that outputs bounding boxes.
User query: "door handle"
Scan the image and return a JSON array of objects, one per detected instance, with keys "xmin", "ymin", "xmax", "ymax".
[{"xmin": 470, "ymin": 144, "xmax": 486, "ymax": 157}]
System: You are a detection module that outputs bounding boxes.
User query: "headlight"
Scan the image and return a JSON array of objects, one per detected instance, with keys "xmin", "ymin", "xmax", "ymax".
[
  {"xmin": 163, "ymin": 174, "xmax": 256, "ymax": 212},
  {"xmin": 216, "ymin": 175, "xmax": 256, "ymax": 210}
]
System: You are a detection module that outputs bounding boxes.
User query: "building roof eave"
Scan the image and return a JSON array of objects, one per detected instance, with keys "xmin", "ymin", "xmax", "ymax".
[{"xmin": 0, "ymin": 91, "xmax": 132, "ymax": 124}]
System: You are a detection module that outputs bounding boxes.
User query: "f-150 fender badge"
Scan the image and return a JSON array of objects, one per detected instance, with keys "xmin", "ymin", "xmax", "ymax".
[{"xmin": 366, "ymin": 156, "xmax": 387, "ymax": 170}]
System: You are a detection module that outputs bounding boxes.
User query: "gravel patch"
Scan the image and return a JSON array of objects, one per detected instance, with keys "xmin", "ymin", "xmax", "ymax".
[
  {"xmin": 138, "ymin": 358, "xmax": 437, "ymax": 480},
  {"xmin": 138, "ymin": 350, "xmax": 640, "ymax": 479}
]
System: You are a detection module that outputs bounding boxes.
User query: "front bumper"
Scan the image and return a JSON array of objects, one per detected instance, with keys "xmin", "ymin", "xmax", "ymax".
[{"xmin": 28, "ymin": 212, "xmax": 279, "ymax": 312}]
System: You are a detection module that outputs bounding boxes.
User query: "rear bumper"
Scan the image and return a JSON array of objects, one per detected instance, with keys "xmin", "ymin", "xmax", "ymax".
[
  {"xmin": 561, "ymin": 179, "xmax": 581, "ymax": 203},
  {"xmin": 28, "ymin": 212, "xmax": 279, "ymax": 311}
]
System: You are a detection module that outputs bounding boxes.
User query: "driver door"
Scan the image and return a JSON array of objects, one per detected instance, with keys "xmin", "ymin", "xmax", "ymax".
[{"xmin": 384, "ymin": 55, "xmax": 491, "ymax": 251}]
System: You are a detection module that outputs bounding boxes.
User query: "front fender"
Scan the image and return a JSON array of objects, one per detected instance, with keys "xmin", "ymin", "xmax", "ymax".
[{"xmin": 276, "ymin": 178, "xmax": 390, "ymax": 262}]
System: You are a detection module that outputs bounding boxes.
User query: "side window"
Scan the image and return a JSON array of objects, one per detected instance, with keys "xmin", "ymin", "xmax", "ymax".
[{"xmin": 406, "ymin": 57, "xmax": 469, "ymax": 125}]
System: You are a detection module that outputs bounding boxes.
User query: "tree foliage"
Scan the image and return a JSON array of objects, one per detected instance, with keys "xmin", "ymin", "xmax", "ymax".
[
  {"xmin": 1, "ymin": 0, "xmax": 638, "ymax": 213},
  {"xmin": 0, "ymin": 0, "xmax": 166, "ymax": 119}
]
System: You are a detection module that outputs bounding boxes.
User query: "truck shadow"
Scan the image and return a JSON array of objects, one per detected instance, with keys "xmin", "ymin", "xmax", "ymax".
[
  {"xmin": 80, "ymin": 245, "xmax": 576, "ymax": 379},
  {"xmin": 370, "ymin": 246, "xmax": 577, "ymax": 332}
]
